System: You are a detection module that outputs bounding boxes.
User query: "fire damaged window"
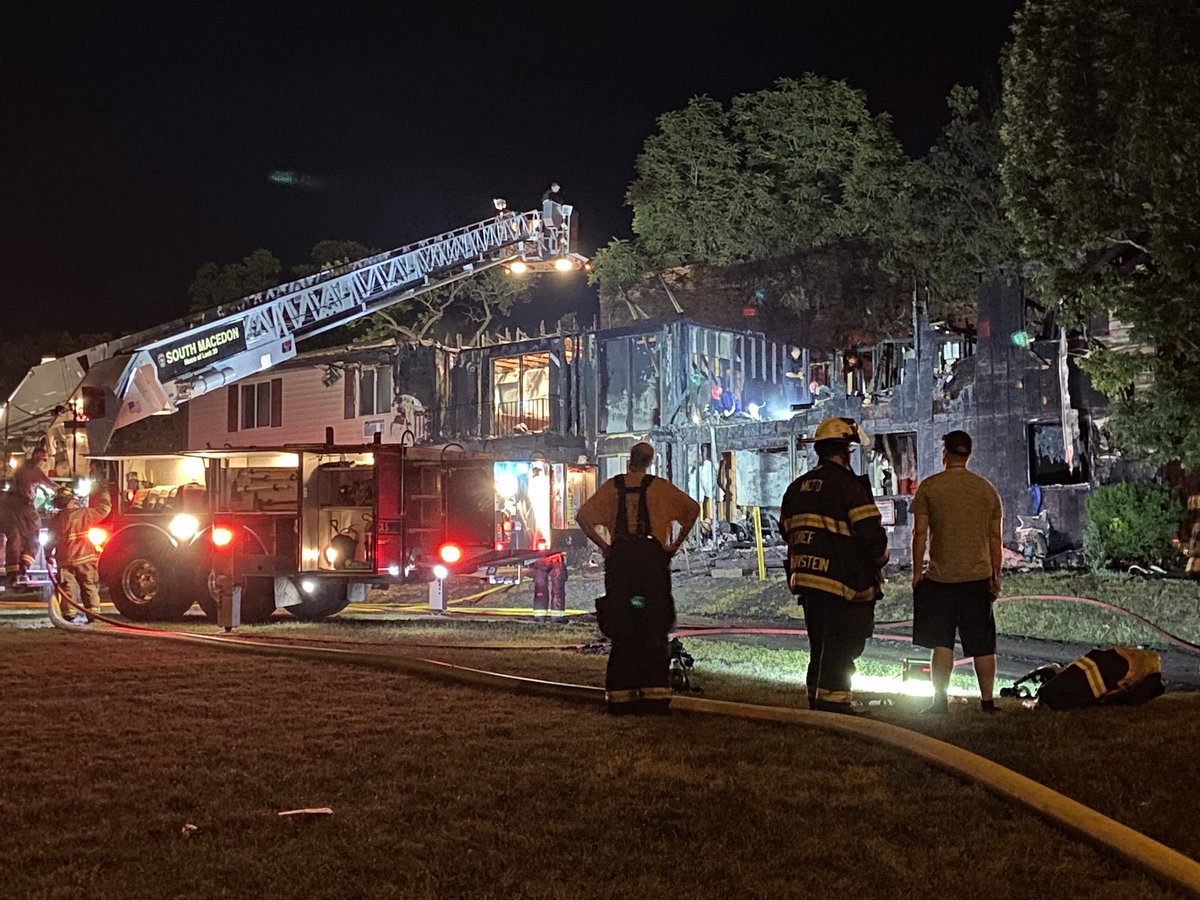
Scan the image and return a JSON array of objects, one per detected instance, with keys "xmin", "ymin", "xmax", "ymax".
[
  {"xmin": 492, "ymin": 353, "xmax": 550, "ymax": 435},
  {"xmin": 600, "ymin": 335, "xmax": 658, "ymax": 433},
  {"xmin": 870, "ymin": 432, "xmax": 917, "ymax": 496},
  {"xmin": 1028, "ymin": 423, "xmax": 1089, "ymax": 486}
]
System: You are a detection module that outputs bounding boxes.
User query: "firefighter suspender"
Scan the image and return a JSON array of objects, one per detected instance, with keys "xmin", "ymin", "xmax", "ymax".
[{"xmin": 613, "ymin": 474, "xmax": 655, "ymax": 542}]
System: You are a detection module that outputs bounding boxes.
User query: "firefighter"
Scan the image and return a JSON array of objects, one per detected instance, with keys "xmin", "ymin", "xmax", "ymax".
[
  {"xmin": 780, "ymin": 417, "xmax": 889, "ymax": 714},
  {"xmin": 48, "ymin": 484, "xmax": 111, "ymax": 623},
  {"xmin": 577, "ymin": 442, "xmax": 700, "ymax": 715},
  {"xmin": 1, "ymin": 447, "xmax": 57, "ymax": 587}
]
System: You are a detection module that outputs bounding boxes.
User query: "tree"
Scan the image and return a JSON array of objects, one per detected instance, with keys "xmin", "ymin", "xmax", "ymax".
[
  {"xmin": 352, "ymin": 269, "xmax": 531, "ymax": 345},
  {"xmin": 594, "ymin": 76, "xmax": 1015, "ymax": 344},
  {"xmin": 1001, "ymin": 0, "xmax": 1200, "ymax": 466},
  {"xmin": 188, "ymin": 249, "xmax": 283, "ymax": 312},
  {"xmin": 901, "ymin": 86, "xmax": 1019, "ymax": 320}
]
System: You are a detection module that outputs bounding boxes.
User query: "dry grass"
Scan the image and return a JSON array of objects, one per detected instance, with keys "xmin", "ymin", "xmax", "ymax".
[{"xmin": 1, "ymin": 626, "xmax": 1194, "ymax": 899}]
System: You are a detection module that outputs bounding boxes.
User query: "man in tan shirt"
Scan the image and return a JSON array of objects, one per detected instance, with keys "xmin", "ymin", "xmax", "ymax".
[
  {"xmin": 911, "ymin": 430, "xmax": 1003, "ymax": 714},
  {"xmin": 577, "ymin": 442, "xmax": 700, "ymax": 714}
]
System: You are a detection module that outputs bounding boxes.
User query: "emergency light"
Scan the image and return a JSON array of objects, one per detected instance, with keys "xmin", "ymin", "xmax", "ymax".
[
  {"xmin": 87, "ymin": 527, "xmax": 108, "ymax": 551},
  {"xmin": 210, "ymin": 525, "xmax": 235, "ymax": 548},
  {"xmin": 438, "ymin": 542, "xmax": 463, "ymax": 565}
]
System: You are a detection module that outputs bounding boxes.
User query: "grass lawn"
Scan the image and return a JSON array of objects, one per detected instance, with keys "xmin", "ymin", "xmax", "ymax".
[{"xmin": 2, "ymin": 625, "xmax": 1196, "ymax": 899}]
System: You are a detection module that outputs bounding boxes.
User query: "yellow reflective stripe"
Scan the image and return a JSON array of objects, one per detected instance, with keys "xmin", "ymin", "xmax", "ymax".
[
  {"xmin": 847, "ymin": 503, "xmax": 882, "ymax": 524},
  {"xmin": 1074, "ymin": 657, "xmax": 1107, "ymax": 698},
  {"xmin": 813, "ymin": 688, "xmax": 852, "ymax": 703},
  {"xmin": 605, "ymin": 689, "xmax": 639, "ymax": 704},
  {"xmin": 641, "ymin": 687, "xmax": 672, "ymax": 700},
  {"xmin": 788, "ymin": 572, "xmax": 876, "ymax": 602},
  {"xmin": 783, "ymin": 513, "xmax": 851, "ymax": 537}
]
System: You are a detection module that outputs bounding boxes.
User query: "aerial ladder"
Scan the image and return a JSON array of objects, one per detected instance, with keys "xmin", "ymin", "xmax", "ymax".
[{"xmin": 2, "ymin": 202, "xmax": 583, "ymax": 464}]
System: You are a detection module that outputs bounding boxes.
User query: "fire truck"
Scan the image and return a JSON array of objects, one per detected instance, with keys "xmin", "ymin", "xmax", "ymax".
[
  {"xmin": 3, "ymin": 201, "xmax": 587, "ymax": 616},
  {"xmin": 87, "ymin": 441, "xmax": 548, "ymax": 622}
]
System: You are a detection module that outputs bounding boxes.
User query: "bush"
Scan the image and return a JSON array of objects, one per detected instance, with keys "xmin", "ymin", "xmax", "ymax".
[{"xmin": 1083, "ymin": 483, "xmax": 1185, "ymax": 572}]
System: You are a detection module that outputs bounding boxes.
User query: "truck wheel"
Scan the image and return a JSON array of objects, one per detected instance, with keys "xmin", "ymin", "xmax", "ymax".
[
  {"xmin": 196, "ymin": 574, "xmax": 277, "ymax": 625},
  {"xmin": 103, "ymin": 545, "xmax": 193, "ymax": 621},
  {"xmin": 285, "ymin": 580, "xmax": 349, "ymax": 621}
]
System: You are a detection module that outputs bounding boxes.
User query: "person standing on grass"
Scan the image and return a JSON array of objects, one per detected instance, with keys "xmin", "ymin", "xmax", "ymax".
[
  {"xmin": 780, "ymin": 417, "xmax": 889, "ymax": 715},
  {"xmin": 577, "ymin": 442, "xmax": 700, "ymax": 715},
  {"xmin": 911, "ymin": 430, "xmax": 1004, "ymax": 715}
]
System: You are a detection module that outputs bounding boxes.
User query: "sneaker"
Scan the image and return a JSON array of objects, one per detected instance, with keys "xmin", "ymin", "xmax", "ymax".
[{"xmin": 70, "ymin": 614, "xmax": 90, "ymax": 625}]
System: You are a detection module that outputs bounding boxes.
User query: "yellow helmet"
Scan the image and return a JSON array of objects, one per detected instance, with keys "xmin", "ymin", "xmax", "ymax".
[{"xmin": 813, "ymin": 417, "xmax": 866, "ymax": 444}]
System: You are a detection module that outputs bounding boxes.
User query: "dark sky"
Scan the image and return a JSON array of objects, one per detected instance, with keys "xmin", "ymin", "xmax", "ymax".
[{"xmin": 3, "ymin": 1, "xmax": 1020, "ymax": 341}]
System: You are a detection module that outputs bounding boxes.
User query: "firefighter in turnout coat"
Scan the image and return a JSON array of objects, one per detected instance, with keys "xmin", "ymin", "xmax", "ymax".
[
  {"xmin": 577, "ymin": 442, "xmax": 700, "ymax": 715},
  {"xmin": 49, "ymin": 485, "xmax": 111, "ymax": 623},
  {"xmin": 780, "ymin": 418, "xmax": 889, "ymax": 714},
  {"xmin": 1, "ymin": 447, "xmax": 57, "ymax": 586}
]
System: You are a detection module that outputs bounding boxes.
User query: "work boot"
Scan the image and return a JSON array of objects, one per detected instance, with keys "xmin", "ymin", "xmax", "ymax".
[
  {"xmin": 980, "ymin": 699, "xmax": 999, "ymax": 714},
  {"xmin": 921, "ymin": 696, "xmax": 949, "ymax": 716}
]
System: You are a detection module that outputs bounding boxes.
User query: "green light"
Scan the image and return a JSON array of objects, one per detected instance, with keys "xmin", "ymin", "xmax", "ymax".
[{"xmin": 1010, "ymin": 330, "xmax": 1031, "ymax": 348}]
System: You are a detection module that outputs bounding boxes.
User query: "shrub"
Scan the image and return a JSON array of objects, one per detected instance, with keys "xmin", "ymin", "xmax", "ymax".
[{"xmin": 1083, "ymin": 483, "xmax": 1185, "ymax": 572}]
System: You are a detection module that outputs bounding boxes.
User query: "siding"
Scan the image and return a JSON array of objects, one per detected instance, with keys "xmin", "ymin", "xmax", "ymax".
[{"xmin": 187, "ymin": 366, "xmax": 399, "ymax": 448}]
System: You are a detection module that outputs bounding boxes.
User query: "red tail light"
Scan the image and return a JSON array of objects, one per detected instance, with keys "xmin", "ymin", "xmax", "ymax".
[
  {"xmin": 210, "ymin": 525, "xmax": 235, "ymax": 548},
  {"xmin": 438, "ymin": 542, "xmax": 463, "ymax": 565},
  {"xmin": 87, "ymin": 527, "xmax": 108, "ymax": 550},
  {"xmin": 495, "ymin": 541, "xmax": 506, "ymax": 552},
  {"xmin": 535, "ymin": 538, "xmax": 548, "ymax": 551}
]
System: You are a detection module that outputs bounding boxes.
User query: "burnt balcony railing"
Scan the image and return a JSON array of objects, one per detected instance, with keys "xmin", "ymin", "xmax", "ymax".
[{"xmin": 493, "ymin": 397, "xmax": 552, "ymax": 436}]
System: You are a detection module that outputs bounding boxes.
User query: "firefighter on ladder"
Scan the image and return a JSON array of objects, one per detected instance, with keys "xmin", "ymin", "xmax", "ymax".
[
  {"xmin": 577, "ymin": 442, "xmax": 700, "ymax": 715},
  {"xmin": 780, "ymin": 418, "xmax": 889, "ymax": 714},
  {"xmin": 1, "ymin": 446, "xmax": 57, "ymax": 588},
  {"xmin": 48, "ymin": 484, "xmax": 111, "ymax": 623}
]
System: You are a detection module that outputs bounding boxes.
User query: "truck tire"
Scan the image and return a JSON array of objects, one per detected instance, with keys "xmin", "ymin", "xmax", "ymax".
[
  {"xmin": 101, "ymin": 542, "xmax": 194, "ymax": 621},
  {"xmin": 196, "ymin": 574, "xmax": 277, "ymax": 625},
  {"xmin": 285, "ymin": 580, "xmax": 349, "ymax": 621}
]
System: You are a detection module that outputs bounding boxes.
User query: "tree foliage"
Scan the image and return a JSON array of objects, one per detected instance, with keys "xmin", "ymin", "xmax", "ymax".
[
  {"xmin": 594, "ymin": 76, "xmax": 1017, "ymax": 343},
  {"xmin": 1001, "ymin": 0, "xmax": 1200, "ymax": 465},
  {"xmin": 188, "ymin": 249, "xmax": 283, "ymax": 312}
]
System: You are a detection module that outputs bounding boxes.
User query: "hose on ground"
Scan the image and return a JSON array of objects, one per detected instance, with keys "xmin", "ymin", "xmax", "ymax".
[{"xmin": 46, "ymin": 586, "xmax": 1200, "ymax": 895}]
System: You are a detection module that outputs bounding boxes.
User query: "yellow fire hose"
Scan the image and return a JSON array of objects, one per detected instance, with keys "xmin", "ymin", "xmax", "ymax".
[{"xmin": 45, "ymin": 585, "xmax": 1200, "ymax": 895}]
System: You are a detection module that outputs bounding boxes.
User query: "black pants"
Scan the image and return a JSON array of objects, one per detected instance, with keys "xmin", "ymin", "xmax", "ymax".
[
  {"xmin": 802, "ymin": 591, "xmax": 875, "ymax": 706},
  {"xmin": 600, "ymin": 537, "xmax": 675, "ymax": 712}
]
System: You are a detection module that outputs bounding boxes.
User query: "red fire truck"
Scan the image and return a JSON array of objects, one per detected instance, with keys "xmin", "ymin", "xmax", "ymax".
[{"xmin": 87, "ymin": 441, "xmax": 573, "ymax": 622}]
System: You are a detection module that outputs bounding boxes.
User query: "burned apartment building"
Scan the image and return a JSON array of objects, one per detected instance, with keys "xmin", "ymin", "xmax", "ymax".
[{"xmin": 186, "ymin": 274, "xmax": 1099, "ymax": 565}]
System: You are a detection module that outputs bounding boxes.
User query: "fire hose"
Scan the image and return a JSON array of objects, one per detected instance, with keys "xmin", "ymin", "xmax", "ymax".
[{"xmin": 45, "ymin": 579, "xmax": 1200, "ymax": 894}]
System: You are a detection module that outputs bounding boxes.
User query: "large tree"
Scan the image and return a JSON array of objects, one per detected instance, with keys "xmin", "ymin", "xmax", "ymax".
[
  {"xmin": 1001, "ymin": 0, "xmax": 1200, "ymax": 466},
  {"xmin": 594, "ymin": 76, "xmax": 1016, "ymax": 343}
]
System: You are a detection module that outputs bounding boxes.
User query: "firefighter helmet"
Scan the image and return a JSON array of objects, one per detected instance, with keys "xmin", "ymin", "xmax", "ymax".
[
  {"xmin": 51, "ymin": 487, "xmax": 76, "ymax": 510},
  {"xmin": 813, "ymin": 417, "xmax": 866, "ymax": 444}
]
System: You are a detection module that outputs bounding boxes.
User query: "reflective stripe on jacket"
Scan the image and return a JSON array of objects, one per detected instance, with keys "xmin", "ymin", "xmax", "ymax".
[
  {"xmin": 50, "ymin": 494, "xmax": 111, "ymax": 567},
  {"xmin": 780, "ymin": 463, "xmax": 888, "ymax": 602}
]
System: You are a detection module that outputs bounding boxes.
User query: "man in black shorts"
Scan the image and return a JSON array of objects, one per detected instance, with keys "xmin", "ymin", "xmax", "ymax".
[{"xmin": 911, "ymin": 430, "xmax": 1003, "ymax": 714}]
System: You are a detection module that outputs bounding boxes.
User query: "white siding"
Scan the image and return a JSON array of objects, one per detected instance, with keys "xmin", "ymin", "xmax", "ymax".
[{"xmin": 186, "ymin": 366, "xmax": 396, "ymax": 448}]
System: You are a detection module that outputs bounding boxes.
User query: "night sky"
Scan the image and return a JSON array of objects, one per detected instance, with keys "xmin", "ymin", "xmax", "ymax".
[{"xmin": 3, "ymin": 1, "xmax": 1020, "ymax": 342}]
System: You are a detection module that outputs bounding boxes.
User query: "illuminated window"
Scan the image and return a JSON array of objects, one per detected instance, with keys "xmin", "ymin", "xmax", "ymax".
[{"xmin": 492, "ymin": 353, "xmax": 550, "ymax": 435}]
